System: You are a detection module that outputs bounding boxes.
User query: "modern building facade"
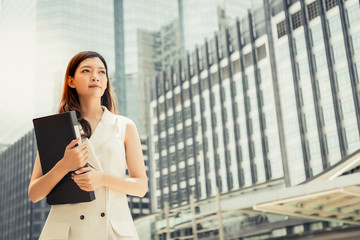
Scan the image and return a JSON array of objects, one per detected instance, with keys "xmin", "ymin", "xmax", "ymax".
[
  {"xmin": 121, "ymin": 0, "xmax": 253, "ymax": 137},
  {"xmin": 121, "ymin": 0, "xmax": 179, "ymax": 133},
  {"xmin": 148, "ymin": 0, "xmax": 360, "ymax": 238},
  {"xmin": 0, "ymin": 130, "xmax": 50, "ymax": 240},
  {"xmin": 0, "ymin": 0, "xmax": 116, "ymax": 145}
]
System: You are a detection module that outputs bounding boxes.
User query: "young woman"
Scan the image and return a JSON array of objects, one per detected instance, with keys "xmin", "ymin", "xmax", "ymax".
[{"xmin": 28, "ymin": 51, "xmax": 147, "ymax": 240}]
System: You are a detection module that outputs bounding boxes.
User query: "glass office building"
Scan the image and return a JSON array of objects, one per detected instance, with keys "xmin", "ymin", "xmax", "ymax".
[
  {"xmin": 0, "ymin": 130, "xmax": 49, "ymax": 240},
  {"xmin": 0, "ymin": 0, "xmax": 116, "ymax": 145},
  {"xmin": 148, "ymin": 0, "xmax": 360, "ymax": 238}
]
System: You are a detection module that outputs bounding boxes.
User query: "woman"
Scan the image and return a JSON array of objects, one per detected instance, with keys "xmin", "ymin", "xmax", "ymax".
[{"xmin": 28, "ymin": 51, "xmax": 147, "ymax": 239}]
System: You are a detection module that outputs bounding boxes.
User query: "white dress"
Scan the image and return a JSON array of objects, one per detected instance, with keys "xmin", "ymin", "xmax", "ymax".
[{"xmin": 39, "ymin": 107, "xmax": 139, "ymax": 240}]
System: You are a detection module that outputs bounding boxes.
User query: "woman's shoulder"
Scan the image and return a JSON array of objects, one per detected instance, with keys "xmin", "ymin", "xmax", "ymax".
[{"xmin": 114, "ymin": 114, "xmax": 136, "ymax": 128}]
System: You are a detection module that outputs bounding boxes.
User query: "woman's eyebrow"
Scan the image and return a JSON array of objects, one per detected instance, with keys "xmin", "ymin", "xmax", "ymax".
[{"xmin": 80, "ymin": 65, "xmax": 105, "ymax": 69}]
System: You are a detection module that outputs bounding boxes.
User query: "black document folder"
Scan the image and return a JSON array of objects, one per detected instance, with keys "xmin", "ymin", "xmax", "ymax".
[{"xmin": 33, "ymin": 111, "xmax": 95, "ymax": 205}]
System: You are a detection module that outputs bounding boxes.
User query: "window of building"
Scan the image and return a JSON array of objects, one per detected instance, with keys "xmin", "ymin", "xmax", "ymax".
[
  {"xmin": 202, "ymin": 117, "xmax": 207, "ymax": 132},
  {"xmin": 351, "ymin": 32, "xmax": 360, "ymax": 56},
  {"xmin": 178, "ymin": 148, "xmax": 185, "ymax": 161},
  {"xmin": 231, "ymin": 81, "xmax": 237, "ymax": 97},
  {"xmin": 328, "ymin": 15, "xmax": 342, "ymax": 38},
  {"xmin": 303, "ymin": 112, "xmax": 315, "ymax": 131},
  {"xmin": 297, "ymin": 60, "xmax": 310, "ymax": 79},
  {"xmin": 175, "ymin": 93, "xmax": 181, "ymax": 105},
  {"xmin": 159, "ymin": 120, "xmax": 166, "ymax": 132},
  {"xmin": 184, "ymin": 107, "xmax": 191, "ymax": 120},
  {"xmin": 176, "ymin": 111, "xmax": 183, "ymax": 125},
  {"xmin": 307, "ymin": 1, "xmax": 320, "ymax": 21},
  {"xmin": 192, "ymin": 83, "xmax": 199, "ymax": 96},
  {"xmin": 336, "ymin": 69, "xmax": 351, "ymax": 90},
  {"xmin": 211, "ymin": 72, "xmax": 219, "ymax": 86},
  {"xmin": 257, "ymin": 44, "xmax": 267, "ymax": 61},
  {"xmin": 201, "ymin": 77, "xmax": 209, "ymax": 90},
  {"xmin": 310, "ymin": 25, "xmax": 323, "ymax": 47},
  {"xmin": 222, "ymin": 66, "xmax": 229, "ymax": 79},
  {"xmin": 244, "ymin": 52, "xmax": 253, "ymax": 68},
  {"xmin": 232, "ymin": 59, "xmax": 241, "ymax": 74},
  {"xmin": 340, "ymin": 97, "xmax": 356, "ymax": 119},
  {"xmin": 177, "ymin": 126, "xmax": 184, "ymax": 141},
  {"xmin": 185, "ymin": 126, "xmax": 193, "ymax": 139},
  {"xmin": 159, "ymin": 102, "xmax": 165, "ymax": 114},
  {"xmin": 291, "ymin": 11, "xmax": 302, "ymax": 30},
  {"xmin": 169, "ymin": 134, "xmax": 175, "ymax": 147},
  {"xmin": 325, "ymin": 0, "xmax": 338, "ymax": 11},
  {"xmin": 314, "ymin": 51, "xmax": 328, "ymax": 72},
  {"xmin": 153, "ymin": 107, "xmax": 157, "ymax": 118},
  {"xmin": 168, "ymin": 115, "xmax": 174, "ymax": 128},
  {"xmin": 347, "ymin": 4, "xmax": 360, "ymax": 28},
  {"xmin": 171, "ymin": 174, "xmax": 177, "ymax": 185},
  {"xmin": 277, "ymin": 20, "xmax": 286, "ymax": 38},
  {"xmin": 179, "ymin": 169, "xmax": 186, "ymax": 181},
  {"xmin": 345, "ymin": 126, "xmax": 360, "ymax": 149},
  {"xmin": 325, "ymin": 132, "xmax": 340, "ymax": 155},
  {"xmin": 332, "ymin": 42, "xmax": 346, "ymax": 64},
  {"xmin": 166, "ymin": 98, "xmax": 173, "ymax": 111},
  {"xmin": 294, "ymin": 34, "xmax": 306, "ymax": 55},
  {"xmin": 356, "ymin": 63, "xmax": 360, "ymax": 82},
  {"xmin": 173, "ymin": 72, "xmax": 178, "ymax": 86},
  {"xmin": 183, "ymin": 87, "xmax": 190, "ymax": 101}
]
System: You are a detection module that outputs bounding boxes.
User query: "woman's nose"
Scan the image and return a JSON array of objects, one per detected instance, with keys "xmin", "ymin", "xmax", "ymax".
[{"xmin": 91, "ymin": 74, "xmax": 100, "ymax": 81}]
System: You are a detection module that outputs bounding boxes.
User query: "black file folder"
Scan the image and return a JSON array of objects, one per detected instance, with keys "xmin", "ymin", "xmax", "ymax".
[{"xmin": 33, "ymin": 111, "xmax": 95, "ymax": 205}]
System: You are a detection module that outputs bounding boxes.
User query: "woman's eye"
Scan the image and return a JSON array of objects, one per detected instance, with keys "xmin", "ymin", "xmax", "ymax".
[
  {"xmin": 82, "ymin": 69, "xmax": 90, "ymax": 73},
  {"xmin": 100, "ymin": 71, "xmax": 106, "ymax": 74}
]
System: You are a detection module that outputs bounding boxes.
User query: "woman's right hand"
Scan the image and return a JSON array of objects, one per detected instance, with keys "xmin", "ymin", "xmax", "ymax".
[{"xmin": 60, "ymin": 138, "xmax": 88, "ymax": 172}]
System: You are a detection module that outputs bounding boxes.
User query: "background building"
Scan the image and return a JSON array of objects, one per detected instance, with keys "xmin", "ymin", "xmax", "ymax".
[
  {"xmin": 148, "ymin": 0, "xmax": 360, "ymax": 238},
  {"xmin": 0, "ymin": 0, "xmax": 116, "ymax": 145},
  {"xmin": 0, "ymin": 130, "xmax": 49, "ymax": 240}
]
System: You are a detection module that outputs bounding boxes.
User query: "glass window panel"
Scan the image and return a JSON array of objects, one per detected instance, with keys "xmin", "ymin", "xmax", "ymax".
[
  {"xmin": 345, "ymin": 126, "xmax": 360, "ymax": 149},
  {"xmin": 326, "ymin": 132, "xmax": 340, "ymax": 155},
  {"xmin": 294, "ymin": 34, "xmax": 306, "ymax": 55},
  {"xmin": 332, "ymin": 42, "xmax": 346, "ymax": 64},
  {"xmin": 305, "ymin": 111, "xmax": 317, "ymax": 131},
  {"xmin": 322, "ymin": 105, "xmax": 336, "ymax": 126},
  {"xmin": 336, "ymin": 69, "xmax": 351, "ymax": 91},
  {"xmin": 351, "ymin": 32, "xmax": 360, "ymax": 56},
  {"xmin": 314, "ymin": 51, "xmax": 328, "ymax": 72},
  {"xmin": 341, "ymin": 97, "xmax": 356, "ymax": 119},
  {"xmin": 277, "ymin": 43, "xmax": 290, "ymax": 60},
  {"xmin": 328, "ymin": 15, "xmax": 342, "ymax": 37},
  {"xmin": 297, "ymin": 60, "xmax": 309, "ymax": 79},
  {"xmin": 356, "ymin": 63, "xmax": 360, "ymax": 82},
  {"xmin": 347, "ymin": 4, "xmax": 360, "ymax": 28},
  {"xmin": 318, "ymin": 75, "xmax": 332, "ymax": 98},
  {"xmin": 311, "ymin": 25, "xmax": 323, "ymax": 47}
]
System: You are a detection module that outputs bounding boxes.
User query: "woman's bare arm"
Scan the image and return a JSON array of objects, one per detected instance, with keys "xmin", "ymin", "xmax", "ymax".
[
  {"xmin": 73, "ymin": 120, "xmax": 148, "ymax": 197},
  {"xmin": 28, "ymin": 138, "xmax": 88, "ymax": 203}
]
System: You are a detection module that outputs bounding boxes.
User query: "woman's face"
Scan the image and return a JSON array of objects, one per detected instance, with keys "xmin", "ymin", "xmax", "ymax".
[{"xmin": 68, "ymin": 57, "xmax": 108, "ymax": 99}]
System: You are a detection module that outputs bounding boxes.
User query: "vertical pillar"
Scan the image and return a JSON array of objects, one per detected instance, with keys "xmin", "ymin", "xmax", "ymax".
[{"xmin": 216, "ymin": 187, "xmax": 225, "ymax": 240}]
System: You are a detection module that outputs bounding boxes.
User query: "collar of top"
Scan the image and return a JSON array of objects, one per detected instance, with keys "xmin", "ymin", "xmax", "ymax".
[{"xmin": 100, "ymin": 106, "xmax": 116, "ymax": 125}]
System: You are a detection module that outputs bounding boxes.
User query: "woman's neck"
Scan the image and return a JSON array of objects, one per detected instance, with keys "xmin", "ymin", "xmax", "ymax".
[{"xmin": 79, "ymin": 98, "xmax": 103, "ymax": 120}]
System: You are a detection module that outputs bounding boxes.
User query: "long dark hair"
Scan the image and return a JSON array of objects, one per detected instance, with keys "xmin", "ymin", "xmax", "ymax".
[{"xmin": 58, "ymin": 51, "xmax": 117, "ymax": 138}]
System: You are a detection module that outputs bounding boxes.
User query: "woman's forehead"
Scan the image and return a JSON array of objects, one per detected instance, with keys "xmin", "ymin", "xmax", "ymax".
[{"xmin": 78, "ymin": 57, "xmax": 106, "ymax": 69}]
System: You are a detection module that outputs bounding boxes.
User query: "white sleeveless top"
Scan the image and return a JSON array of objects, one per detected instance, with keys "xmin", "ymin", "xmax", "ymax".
[{"xmin": 39, "ymin": 106, "xmax": 139, "ymax": 240}]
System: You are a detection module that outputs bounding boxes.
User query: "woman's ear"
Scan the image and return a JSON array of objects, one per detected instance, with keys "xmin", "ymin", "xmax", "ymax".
[{"xmin": 67, "ymin": 76, "xmax": 75, "ymax": 88}]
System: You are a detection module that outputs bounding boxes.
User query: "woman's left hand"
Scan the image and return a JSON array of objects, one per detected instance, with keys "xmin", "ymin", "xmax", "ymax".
[{"xmin": 71, "ymin": 167, "xmax": 103, "ymax": 191}]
